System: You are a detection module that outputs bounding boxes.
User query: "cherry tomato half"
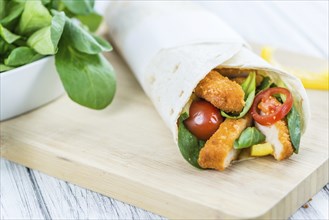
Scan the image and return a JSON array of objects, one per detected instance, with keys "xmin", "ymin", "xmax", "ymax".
[
  {"xmin": 251, "ymin": 87, "xmax": 293, "ymax": 126},
  {"xmin": 184, "ymin": 100, "xmax": 223, "ymax": 140}
]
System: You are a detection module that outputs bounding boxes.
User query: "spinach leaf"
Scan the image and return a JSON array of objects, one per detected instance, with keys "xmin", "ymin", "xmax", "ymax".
[
  {"xmin": 177, "ymin": 112, "xmax": 204, "ymax": 169},
  {"xmin": 0, "ymin": 0, "xmax": 6, "ymax": 20},
  {"xmin": 257, "ymin": 76, "xmax": 272, "ymax": 93},
  {"xmin": 221, "ymin": 71, "xmax": 256, "ymax": 119},
  {"xmin": 41, "ymin": 0, "xmax": 51, "ymax": 5},
  {"xmin": 17, "ymin": 0, "xmax": 52, "ymax": 35},
  {"xmin": 0, "ymin": 24, "xmax": 20, "ymax": 43},
  {"xmin": 92, "ymin": 34, "xmax": 113, "ymax": 51},
  {"xmin": 234, "ymin": 127, "xmax": 265, "ymax": 149},
  {"xmin": 1, "ymin": 0, "xmax": 117, "ymax": 110},
  {"xmin": 4, "ymin": 46, "xmax": 44, "ymax": 67},
  {"xmin": 0, "ymin": 38, "xmax": 15, "ymax": 55},
  {"xmin": 76, "ymin": 12, "xmax": 102, "ymax": 32},
  {"xmin": 0, "ymin": 63, "xmax": 14, "ymax": 72},
  {"xmin": 286, "ymin": 105, "xmax": 301, "ymax": 153},
  {"xmin": 62, "ymin": 0, "xmax": 94, "ymax": 15},
  {"xmin": 27, "ymin": 11, "xmax": 65, "ymax": 55},
  {"xmin": 0, "ymin": 0, "xmax": 25, "ymax": 28},
  {"xmin": 55, "ymin": 36, "xmax": 116, "ymax": 109},
  {"xmin": 278, "ymin": 89, "xmax": 302, "ymax": 153},
  {"xmin": 54, "ymin": 11, "xmax": 112, "ymax": 54}
]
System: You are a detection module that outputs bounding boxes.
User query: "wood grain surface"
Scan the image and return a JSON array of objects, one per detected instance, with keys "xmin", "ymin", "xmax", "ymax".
[
  {"xmin": 1, "ymin": 46, "xmax": 328, "ymax": 219},
  {"xmin": 1, "ymin": 1, "xmax": 328, "ymax": 219}
]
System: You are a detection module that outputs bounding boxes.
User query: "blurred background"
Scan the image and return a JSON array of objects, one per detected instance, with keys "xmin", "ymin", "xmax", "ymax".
[{"xmin": 96, "ymin": 1, "xmax": 328, "ymax": 58}]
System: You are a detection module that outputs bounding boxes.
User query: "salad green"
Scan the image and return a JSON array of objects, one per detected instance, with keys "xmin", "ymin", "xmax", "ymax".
[
  {"xmin": 221, "ymin": 71, "xmax": 256, "ymax": 119},
  {"xmin": 286, "ymin": 105, "xmax": 301, "ymax": 153},
  {"xmin": 0, "ymin": 0, "xmax": 116, "ymax": 109},
  {"xmin": 233, "ymin": 127, "xmax": 265, "ymax": 149},
  {"xmin": 178, "ymin": 112, "xmax": 205, "ymax": 169}
]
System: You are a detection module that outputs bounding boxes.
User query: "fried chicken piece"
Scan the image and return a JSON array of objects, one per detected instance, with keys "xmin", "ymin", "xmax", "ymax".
[
  {"xmin": 195, "ymin": 71, "xmax": 245, "ymax": 113},
  {"xmin": 231, "ymin": 77, "xmax": 246, "ymax": 85},
  {"xmin": 198, "ymin": 114, "xmax": 252, "ymax": 171},
  {"xmin": 255, "ymin": 120, "xmax": 293, "ymax": 160}
]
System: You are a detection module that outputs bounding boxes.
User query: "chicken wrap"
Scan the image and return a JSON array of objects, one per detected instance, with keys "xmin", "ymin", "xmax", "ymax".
[{"xmin": 105, "ymin": 1, "xmax": 310, "ymax": 170}]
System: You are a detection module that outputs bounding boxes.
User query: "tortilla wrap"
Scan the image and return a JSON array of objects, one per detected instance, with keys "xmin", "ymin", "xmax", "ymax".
[{"xmin": 105, "ymin": 1, "xmax": 310, "ymax": 168}]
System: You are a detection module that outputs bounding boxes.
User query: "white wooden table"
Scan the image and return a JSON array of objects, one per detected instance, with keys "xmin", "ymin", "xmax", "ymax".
[{"xmin": 1, "ymin": 1, "xmax": 328, "ymax": 219}]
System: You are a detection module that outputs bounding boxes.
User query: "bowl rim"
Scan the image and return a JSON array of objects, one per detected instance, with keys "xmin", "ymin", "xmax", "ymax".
[{"xmin": 1, "ymin": 56, "xmax": 54, "ymax": 79}]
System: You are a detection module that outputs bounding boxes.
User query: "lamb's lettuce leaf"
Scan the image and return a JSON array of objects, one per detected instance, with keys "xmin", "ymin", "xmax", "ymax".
[
  {"xmin": 0, "ymin": 38, "xmax": 14, "ymax": 55},
  {"xmin": 59, "ymin": 13, "xmax": 112, "ymax": 54},
  {"xmin": 4, "ymin": 46, "xmax": 44, "ymax": 66},
  {"xmin": 257, "ymin": 76, "xmax": 272, "ymax": 93},
  {"xmin": 62, "ymin": 0, "xmax": 95, "ymax": 15},
  {"xmin": 0, "ymin": 63, "xmax": 14, "ymax": 72},
  {"xmin": 177, "ymin": 112, "xmax": 204, "ymax": 169},
  {"xmin": 286, "ymin": 105, "xmax": 301, "ymax": 153},
  {"xmin": 55, "ymin": 34, "xmax": 116, "ymax": 109},
  {"xmin": 0, "ymin": 24, "xmax": 20, "ymax": 43},
  {"xmin": 17, "ymin": 0, "xmax": 52, "ymax": 35},
  {"xmin": 279, "ymin": 91, "xmax": 302, "ymax": 153},
  {"xmin": 76, "ymin": 12, "xmax": 102, "ymax": 32},
  {"xmin": 0, "ymin": 0, "xmax": 117, "ymax": 110},
  {"xmin": 234, "ymin": 127, "xmax": 265, "ymax": 149},
  {"xmin": 221, "ymin": 71, "xmax": 256, "ymax": 119},
  {"xmin": 0, "ymin": 0, "xmax": 25, "ymax": 28},
  {"xmin": 27, "ymin": 11, "xmax": 65, "ymax": 55}
]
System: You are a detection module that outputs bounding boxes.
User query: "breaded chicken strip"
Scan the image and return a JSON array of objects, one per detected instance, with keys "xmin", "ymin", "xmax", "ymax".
[
  {"xmin": 255, "ymin": 120, "xmax": 293, "ymax": 160},
  {"xmin": 195, "ymin": 71, "xmax": 245, "ymax": 113},
  {"xmin": 198, "ymin": 114, "xmax": 252, "ymax": 171}
]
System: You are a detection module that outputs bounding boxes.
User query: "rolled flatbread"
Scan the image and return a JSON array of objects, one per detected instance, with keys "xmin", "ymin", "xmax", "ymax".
[{"xmin": 105, "ymin": 1, "xmax": 310, "ymax": 170}]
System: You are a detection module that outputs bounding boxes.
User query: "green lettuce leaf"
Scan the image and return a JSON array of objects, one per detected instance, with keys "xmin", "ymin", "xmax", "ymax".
[
  {"xmin": 17, "ymin": 0, "xmax": 52, "ymax": 35},
  {"xmin": 256, "ymin": 76, "xmax": 272, "ymax": 93},
  {"xmin": 279, "ymin": 91, "xmax": 302, "ymax": 153},
  {"xmin": 76, "ymin": 12, "xmax": 102, "ymax": 32},
  {"xmin": 55, "ymin": 35, "xmax": 116, "ymax": 109},
  {"xmin": 0, "ymin": 38, "xmax": 15, "ymax": 56},
  {"xmin": 0, "ymin": 0, "xmax": 25, "ymax": 28},
  {"xmin": 286, "ymin": 105, "xmax": 301, "ymax": 153},
  {"xmin": 177, "ymin": 112, "xmax": 205, "ymax": 169},
  {"xmin": 27, "ymin": 11, "xmax": 65, "ymax": 55},
  {"xmin": 0, "ymin": 24, "xmax": 21, "ymax": 43},
  {"xmin": 0, "ymin": 63, "xmax": 15, "ymax": 72},
  {"xmin": 234, "ymin": 127, "xmax": 265, "ymax": 149},
  {"xmin": 4, "ymin": 46, "xmax": 43, "ymax": 67},
  {"xmin": 62, "ymin": 0, "xmax": 95, "ymax": 15},
  {"xmin": 221, "ymin": 71, "xmax": 256, "ymax": 119},
  {"xmin": 53, "ymin": 10, "xmax": 112, "ymax": 55}
]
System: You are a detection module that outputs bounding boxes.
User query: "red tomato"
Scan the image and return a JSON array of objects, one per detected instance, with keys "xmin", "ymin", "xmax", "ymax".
[
  {"xmin": 258, "ymin": 96, "xmax": 282, "ymax": 114},
  {"xmin": 251, "ymin": 87, "xmax": 293, "ymax": 126},
  {"xmin": 184, "ymin": 100, "xmax": 223, "ymax": 140}
]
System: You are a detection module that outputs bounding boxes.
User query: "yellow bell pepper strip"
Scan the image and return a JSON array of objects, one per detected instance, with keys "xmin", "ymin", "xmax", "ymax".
[
  {"xmin": 251, "ymin": 143, "xmax": 274, "ymax": 157},
  {"xmin": 260, "ymin": 46, "xmax": 329, "ymax": 90}
]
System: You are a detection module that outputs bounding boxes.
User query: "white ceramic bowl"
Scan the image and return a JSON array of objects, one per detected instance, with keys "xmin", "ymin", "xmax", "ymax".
[{"xmin": 0, "ymin": 56, "xmax": 64, "ymax": 121}]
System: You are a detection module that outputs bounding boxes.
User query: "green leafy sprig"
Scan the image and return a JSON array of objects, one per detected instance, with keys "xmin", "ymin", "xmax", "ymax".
[{"xmin": 0, "ymin": 0, "xmax": 116, "ymax": 109}]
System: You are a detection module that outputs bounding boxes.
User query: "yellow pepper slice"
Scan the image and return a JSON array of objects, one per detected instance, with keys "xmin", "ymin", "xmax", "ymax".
[
  {"xmin": 251, "ymin": 143, "xmax": 273, "ymax": 157},
  {"xmin": 260, "ymin": 47, "xmax": 329, "ymax": 90}
]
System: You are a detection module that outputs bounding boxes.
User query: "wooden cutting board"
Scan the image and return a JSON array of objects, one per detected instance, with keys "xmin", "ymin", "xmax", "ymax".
[{"xmin": 1, "ymin": 49, "xmax": 328, "ymax": 219}]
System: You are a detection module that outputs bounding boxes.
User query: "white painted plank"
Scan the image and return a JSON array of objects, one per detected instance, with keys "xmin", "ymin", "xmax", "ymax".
[
  {"xmin": 290, "ymin": 184, "xmax": 329, "ymax": 220},
  {"xmin": 1, "ymin": 159, "xmax": 328, "ymax": 220},
  {"xmin": 30, "ymin": 168, "xmax": 164, "ymax": 219},
  {"xmin": 28, "ymin": 169, "xmax": 85, "ymax": 219},
  {"xmin": 0, "ymin": 159, "xmax": 45, "ymax": 219}
]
